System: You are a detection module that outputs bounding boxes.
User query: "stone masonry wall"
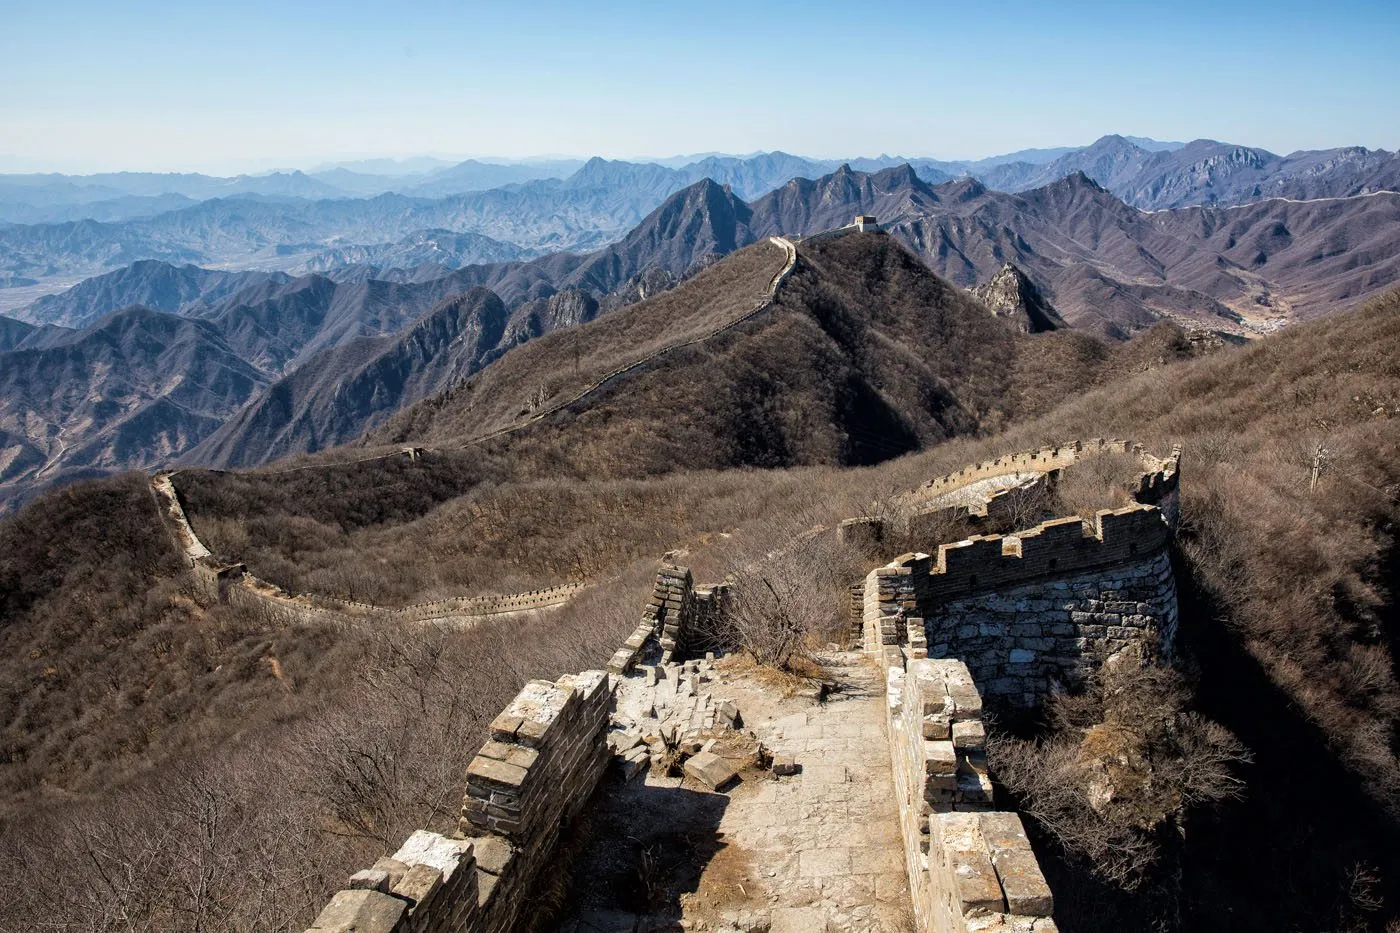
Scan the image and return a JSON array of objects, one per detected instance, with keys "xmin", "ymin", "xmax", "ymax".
[
  {"xmin": 885, "ymin": 657, "xmax": 1056, "ymax": 932},
  {"xmin": 304, "ymin": 670, "xmax": 612, "ymax": 933},
  {"xmin": 864, "ymin": 503, "xmax": 1176, "ymax": 708},
  {"xmin": 909, "ymin": 439, "xmax": 1133, "ymax": 503},
  {"xmin": 152, "ymin": 470, "xmax": 582, "ymax": 626},
  {"xmin": 925, "ymin": 551, "xmax": 1177, "ymax": 707},
  {"xmin": 607, "ymin": 563, "xmax": 729, "ymax": 675},
  {"xmin": 866, "ymin": 439, "xmax": 1182, "ymax": 546}
]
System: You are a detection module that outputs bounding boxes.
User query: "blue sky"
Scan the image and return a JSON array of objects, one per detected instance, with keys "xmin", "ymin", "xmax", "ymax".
[{"xmin": 2, "ymin": 0, "xmax": 1398, "ymax": 173}]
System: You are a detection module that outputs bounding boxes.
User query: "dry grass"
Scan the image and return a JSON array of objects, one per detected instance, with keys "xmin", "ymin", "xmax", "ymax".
[{"xmin": 3, "ymin": 258, "xmax": 1400, "ymax": 929}]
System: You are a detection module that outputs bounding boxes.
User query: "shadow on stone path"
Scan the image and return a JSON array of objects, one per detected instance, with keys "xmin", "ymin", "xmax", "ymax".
[{"xmin": 553, "ymin": 651, "xmax": 914, "ymax": 933}]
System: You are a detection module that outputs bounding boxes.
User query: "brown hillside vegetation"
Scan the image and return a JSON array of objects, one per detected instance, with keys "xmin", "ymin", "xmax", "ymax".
[
  {"xmin": 373, "ymin": 233, "xmax": 1206, "ymax": 464},
  {"xmin": 3, "ymin": 246, "xmax": 1400, "ymax": 929},
  {"xmin": 0, "ymin": 473, "xmax": 645, "ymax": 930},
  {"xmin": 179, "ymin": 233, "xmax": 1202, "ymax": 604},
  {"xmin": 373, "ymin": 238, "xmax": 790, "ymax": 445}
]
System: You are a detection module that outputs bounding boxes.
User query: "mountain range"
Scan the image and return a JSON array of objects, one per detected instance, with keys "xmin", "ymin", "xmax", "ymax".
[
  {"xmin": 2, "ymin": 154, "xmax": 1398, "ymax": 508},
  {"xmin": 4, "ymin": 137, "xmax": 1397, "ymax": 298}
]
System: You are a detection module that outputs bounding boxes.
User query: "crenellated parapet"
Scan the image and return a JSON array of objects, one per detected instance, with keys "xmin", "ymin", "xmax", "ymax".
[
  {"xmin": 911, "ymin": 438, "xmax": 1135, "ymax": 501},
  {"xmin": 151, "ymin": 471, "xmax": 584, "ymax": 627},
  {"xmin": 924, "ymin": 504, "xmax": 1170, "ymax": 603},
  {"xmin": 855, "ymin": 439, "xmax": 1182, "ymax": 547}
]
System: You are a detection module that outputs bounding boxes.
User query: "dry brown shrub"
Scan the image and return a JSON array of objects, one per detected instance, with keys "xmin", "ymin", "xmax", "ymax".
[
  {"xmin": 1051, "ymin": 450, "xmax": 1149, "ymax": 519},
  {"xmin": 711, "ymin": 521, "xmax": 862, "ymax": 671},
  {"xmin": 990, "ymin": 648, "xmax": 1249, "ymax": 889}
]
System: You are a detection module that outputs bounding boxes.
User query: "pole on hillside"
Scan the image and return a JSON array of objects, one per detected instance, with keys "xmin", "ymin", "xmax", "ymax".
[{"xmin": 1310, "ymin": 443, "xmax": 1330, "ymax": 493}]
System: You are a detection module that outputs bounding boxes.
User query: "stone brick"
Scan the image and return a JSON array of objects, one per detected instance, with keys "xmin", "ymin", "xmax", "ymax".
[
  {"xmin": 992, "ymin": 847, "xmax": 1055, "ymax": 917},
  {"xmin": 348, "ymin": 869, "xmax": 390, "ymax": 892},
  {"xmin": 468, "ymin": 834, "xmax": 513, "ymax": 876},
  {"xmin": 924, "ymin": 740, "xmax": 957, "ymax": 775},
  {"xmin": 952, "ymin": 720, "xmax": 986, "ymax": 751},
  {"xmin": 684, "ymin": 751, "xmax": 739, "ymax": 790},
  {"xmin": 466, "ymin": 755, "xmax": 528, "ymax": 789},
  {"xmin": 923, "ymin": 714, "xmax": 951, "ymax": 739},
  {"xmin": 391, "ymin": 863, "xmax": 443, "ymax": 909},
  {"xmin": 772, "ymin": 755, "xmax": 800, "ymax": 776},
  {"xmin": 488, "ymin": 713, "xmax": 524, "ymax": 741},
  {"xmin": 306, "ymin": 889, "xmax": 406, "ymax": 932},
  {"xmin": 932, "ymin": 813, "xmax": 1005, "ymax": 916}
]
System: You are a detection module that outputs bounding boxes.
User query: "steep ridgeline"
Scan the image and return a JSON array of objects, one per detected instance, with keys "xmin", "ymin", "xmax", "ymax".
[
  {"xmin": 17, "ymin": 260, "xmax": 290, "ymax": 329},
  {"xmin": 734, "ymin": 165, "xmax": 1400, "ymax": 337},
  {"xmin": 3, "ymin": 181, "xmax": 768, "ymax": 495},
  {"xmin": 368, "ymin": 230, "xmax": 1197, "ymax": 479},
  {"xmin": 189, "ymin": 289, "xmax": 511, "ymax": 468},
  {"xmin": 981, "ymin": 135, "xmax": 1400, "ymax": 209},
  {"xmin": 13, "ymin": 164, "xmax": 1397, "ymax": 502},
  {"xmin": 0, "ymin": 315, "xmax": 34, "ymax": 352},
  {"xmin": 0, "ymin": 309, "xmax": 266, "ymax": 506},
  {"xmin": 0, "ymin": 273, "xmax": 512, "ymax": 508}
]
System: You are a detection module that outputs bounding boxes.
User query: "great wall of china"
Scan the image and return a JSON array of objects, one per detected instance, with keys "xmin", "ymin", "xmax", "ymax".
[
  {"xmin": 150, "ymin": 473, "xmax": 584, "ymax": 627},
  {"xmin": 143, "ymin": 233, "xmax": 814, "ymax": 631},
  {"xmin": 140, "ymin": 204, "xmax": 1187, "ymax": 933},
  {"xmin": 148, "ymin": 434, "xmax": 1180, "ymax": 932},
  {"xmin": 463, "ymin": 236, "xmax": 799, "ymax": 448}
]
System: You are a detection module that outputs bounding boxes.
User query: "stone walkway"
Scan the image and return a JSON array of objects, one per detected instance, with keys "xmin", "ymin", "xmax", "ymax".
[
  {"xmin": 555, "ymin": 651, "xmax": 914, "ymax": 932},
  {"xmin": 916, "ymin": 471, "xmax": 1037, "ymax": 512},
  {"xmin": 711, "ymin": 652, "xmax": 913, "ymax": 932}
]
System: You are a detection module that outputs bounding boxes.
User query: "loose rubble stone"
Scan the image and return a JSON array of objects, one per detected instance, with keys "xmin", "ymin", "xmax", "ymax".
[
  {"xmin": 684, "ymin": 750, "xmax": 739, "ymax": 791},
  {"xmin": 772, "ymin": 754, "xmax": 800, "ymax": 776}
]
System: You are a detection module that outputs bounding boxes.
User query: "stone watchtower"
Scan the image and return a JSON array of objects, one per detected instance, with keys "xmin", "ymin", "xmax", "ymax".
[{"xmin": 855, "ymin": 214, "xmax": 880, "ymax": 232}]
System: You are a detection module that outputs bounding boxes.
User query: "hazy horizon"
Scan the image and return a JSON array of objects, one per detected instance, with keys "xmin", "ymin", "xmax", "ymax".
[
  {"xmin": 4, "ymin": 0, "xmax": 1398, "ymax": 175},
  {"xmin": 0, "ymin": 142, "xmax": 1172, "ymax": 177}
]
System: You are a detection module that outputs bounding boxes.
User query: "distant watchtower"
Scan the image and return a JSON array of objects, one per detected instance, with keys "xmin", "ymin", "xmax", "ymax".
[{"xmin": 854, "ymin": 214, "xmax": 880, "ymax": 232}]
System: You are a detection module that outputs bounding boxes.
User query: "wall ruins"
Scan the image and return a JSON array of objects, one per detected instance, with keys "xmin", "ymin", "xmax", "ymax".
[
  {"xmin": 260, "ymin": 439, "xmax": 1187, "ymax": 931},
  {"xmin": 886, "ymin": 658, "xmax": 1057, "ymax": 931},
  {"xmin": 305, "ymin": 670, "xmax": 612, "ymax": 933},
  {"xmin": 151, "ymin": 471, "xmax": 583, "ymax": 627},
  {"xmin": 864, "ymin": 503, "xmax": 1177, "ymax": 707},
  {"xmin": 302, "ymin": 559, "xmax": 744, "ymax": 933}
]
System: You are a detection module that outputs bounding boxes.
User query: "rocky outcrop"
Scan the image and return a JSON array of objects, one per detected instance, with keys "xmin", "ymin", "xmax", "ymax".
[{"xmin": 972, "ymin": 264, "xmax": 1066, "ymax": 334}]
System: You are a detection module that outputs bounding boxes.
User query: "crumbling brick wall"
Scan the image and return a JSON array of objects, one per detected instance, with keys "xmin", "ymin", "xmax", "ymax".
[
  {"xmin": 303, "ymin": 671, "xmax": 612, "ymax": 933},
  {"xmin": 885, "ymin": 657, "xmax": 1056, "ymax": 932},
  {"xmin": 607, "ymin": 563, "xmax": 731, "ymax": 674}
]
